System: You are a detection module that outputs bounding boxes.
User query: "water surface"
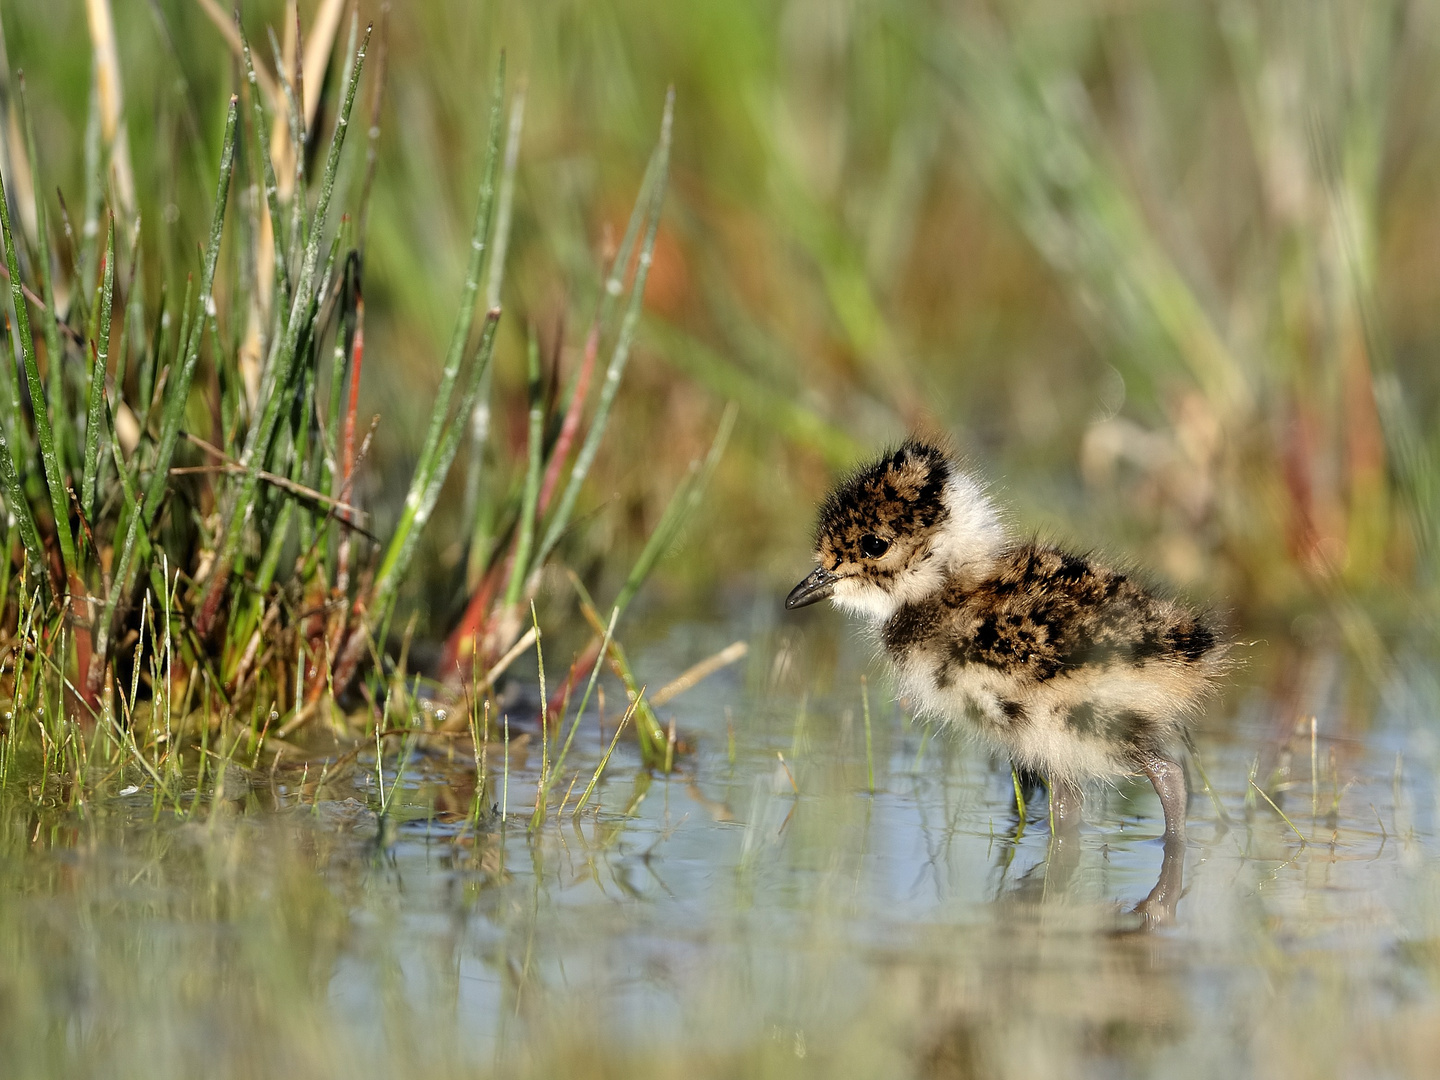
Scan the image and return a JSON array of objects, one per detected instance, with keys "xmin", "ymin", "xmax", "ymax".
[{"xmin": 2, "ymin": 598, "xmax": 1438, "ymax": 1079}]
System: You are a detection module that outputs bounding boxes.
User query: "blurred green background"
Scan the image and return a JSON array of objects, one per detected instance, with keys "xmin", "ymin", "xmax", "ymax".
[{"xmin": 4, "ymin": 0, "xmax": 1436, "ymax": 639}]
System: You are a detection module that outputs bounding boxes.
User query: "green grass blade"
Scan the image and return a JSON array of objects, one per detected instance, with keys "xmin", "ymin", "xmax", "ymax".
[
  {"xmin": 322, "ymin": 256, "xmax": 361, "ymax": 502},
  {"xmin": 236, "ymin": 29, "xmax": 371, "ymax": 480},
  {"xmin": 485, "ymin": 85, "xmax": 526, "ymax": 314},
  {"xmin": 254, "ymin": 498, "xmax": 296, "ymax": 599},
  {"xmin": 150, "ymin": 276, "xmax": 192, "ymax": 430},
  {"xmin": 0, "ymin": 417, "xmax": 45, "ymax": 586},
  {"xmin": 570, "ymin": 573, "xmax": 668, "ymax": 766},
  {"xmin": 119, "ymin": 222, "xmax": 143, "ymax": 410},
  {"xmin": 204, "ymin": 29, "xmax": 371, "ymax": 627},
  {"xmin": 0, "ymin": 303, "xmax": 25, "ymax": 467},
  {"xmin": 370, "ymin": 56, "xmax": 506, "ymax": 609},
  {"xmin": 0, "ymin": 155, "xmax": 77, "ymax": 583},
  {"xmin": 545, "ymin": 605, "xmax": 618, "ymax": 803},
  {"xmin": 505, "ymin": 328, "xmax": 544, "ymax": 607},
  {"xmin": 77, "ymin": 66, "xmax": 102, "ymax": 320},
  {"xmin": 533, "ymin": 87, "xmax": 674, "ymax": 572},
  {"xmin": 418, "ymin": 311, "xmax": 501, "ymax": 522},
  {"xmin": 18, "ymin": 76, "xmax": 69, "ymax": 486},
  {"xmin": 240, "ymin": 24, "xmax": 291, "ymax": 315},
  {"xmin": 613, "ymin": 401, "xmax": 735, "ymax": 617},
  {"xmin": 267, "ymin": 26, "xmax": 308, "ymax": 280},
  {"xmin": 591, "ymin": 104, "xmax": 663, "ymax": 355},
  {"xmin": 414, "ymin": 54, "xmax": 505, "ymax": 482},
  {"xmin": 290, "ymin": 367, "xmax": 319, "ymax": 556},
  {"xmin": 81, "ymin": 214, "xmax": 116, "ymax": 523},
  {"xmin": 371, "ymin": 308, "xmax": 502, "ymax": 632},
  {"xmin": 106, "ymin": 99, "xmax": 238, "ymax": 643},
  {"xmin": 87, "ymin": 397, "xmax": 145, "ymax": 694},
  {"xmin": 463, "ymin": 84, "xmax": 526, "ymax": 536},
  {"xmin": 105, "ymin": 405, "xmax": 140, "ymax": 514},
  {"xmin": 141, "ymin": 97, "xmax": 240, "ymax": 524},
  {"xmin": 134, "ymin": 281, "xmax": 166, "ymax": 430},
  {"xmin": 572, "ymin": 692, "xmax": 636, "ymax": 817}
]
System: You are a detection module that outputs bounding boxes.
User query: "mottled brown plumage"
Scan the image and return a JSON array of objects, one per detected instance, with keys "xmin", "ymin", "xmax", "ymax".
[{"xmin": 787, "ymin": 440, "xmax": 1228, "ymax": 841}]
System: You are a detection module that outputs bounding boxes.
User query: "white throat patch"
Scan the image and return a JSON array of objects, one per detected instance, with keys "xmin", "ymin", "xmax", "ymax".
[{"xmin": 829, "ymin": 470, "xmax": 1006, "ymax": 625}]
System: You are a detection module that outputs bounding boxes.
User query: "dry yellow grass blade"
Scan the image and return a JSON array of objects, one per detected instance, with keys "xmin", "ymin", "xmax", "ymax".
[
  {"xmin": 192, "ymin": 0, "xmax": 283, "ymax": 406},
  {"xmin": 269, "ymin": 0, "xmax": 348, "ymax": 202},
  {"xmin": 84, "ymin": 0, "xmax": 135, "ymax": 221},
  {"xmin": 195, "ymin": 0, "xmax": 350, "ymax": 405},
  {"xmin": 1, "ymin": 112, "xmax": 36, "ymax": 246},
  {"xmin": 301, "ymin": 0, "xmax": 348, "ymax": 128},
  {"xmin": 0, "ymin": 26, "xmax": 37, "ymax": 244},
  {"xmin": 194, "ymin": 0, "xmax": 282, "ymax": 107},
  {"xmin": 651, "ymin": 641, "xmax": 748, "ymax": 708}
]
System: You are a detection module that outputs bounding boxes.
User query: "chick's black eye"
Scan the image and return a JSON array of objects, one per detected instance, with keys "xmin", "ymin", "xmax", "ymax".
[{"xmin": 859, "ymin": 534, "xmax": 890, "ymax": 559}]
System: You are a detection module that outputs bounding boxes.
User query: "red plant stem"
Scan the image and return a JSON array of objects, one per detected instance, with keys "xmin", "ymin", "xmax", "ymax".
[
  {"xmin": 537, "ymin": 317, "xmax": 598, "ymax": 516},
  {"xmin": 341, "ymin": 296, "xmax": 365, "ymax": 497},
  {"xmin": 547, "ymin": 635, "xmax": 600, "ymax": 718},
  {"xmin": 546, "ymin": 666, "xmax": 576, "ymax": 734},
  {"xmin": 335, "ymin": 295, "xmax": 365, "ymax": 598},
  {"xmin": 439, "ymin": 549, "xmax": 508, "ymax": 677},
  {"xmin": 70, "ymin": 575, "xmax": 100, "ymax": 716},
  {"xmin": 321, "ymin": 296, "xmax": 367, "ymax": 702},
  {"xmin": 442, "ymin": 316, "xmax": 598, "ymax": 679},
  {"xmin": 196, "ymin": 559, "xmax": 231, "ymax": 640}
]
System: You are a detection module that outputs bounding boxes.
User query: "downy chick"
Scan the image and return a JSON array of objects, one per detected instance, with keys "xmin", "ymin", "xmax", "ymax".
[{"xmin": 786, "ymin": 440, "xmax": 1228, "ymax": 841}]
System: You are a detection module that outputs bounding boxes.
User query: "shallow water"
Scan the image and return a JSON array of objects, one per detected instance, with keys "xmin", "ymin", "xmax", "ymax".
[{"xmin": 3, "ymin": 597, "xmax": 1440, "ymax": 1078}]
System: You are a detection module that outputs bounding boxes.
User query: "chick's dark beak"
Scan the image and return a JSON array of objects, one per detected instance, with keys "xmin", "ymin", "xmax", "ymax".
[{"xmin": 785, "ymin": 566, "xmax": 837, "ymax": 611}]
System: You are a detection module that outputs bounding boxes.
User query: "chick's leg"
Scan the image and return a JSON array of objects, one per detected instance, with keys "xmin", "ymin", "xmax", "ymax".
[
  {"xmin": 1046, "ymin": 775, "xmax": 1083, "ymax": 834},
  {"xmin": 1137, "ymin": 751, "xmax": 1187, "ymax": 843}
]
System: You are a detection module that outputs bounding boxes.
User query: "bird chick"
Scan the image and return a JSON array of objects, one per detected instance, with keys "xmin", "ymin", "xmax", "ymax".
[{"xmin": 786, "ymin": 440, "xmax": 1227, "ymax": 842}]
